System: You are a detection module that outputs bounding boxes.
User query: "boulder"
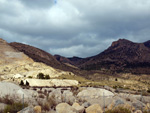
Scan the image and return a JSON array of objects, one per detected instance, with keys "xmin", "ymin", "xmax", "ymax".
[
  {"xmin": 56, "ymin": 103, "xmax": 77, "ymax": 113},
  {"xmin": 0, "ymin": 81, "xmax": 31, "ymax": 99},
  {"xmin": 24, "ymin": 79, "xmax": 78, "ymax": 87},
  {"xmin": 34, "ymin": 106, "xmax": 41, "ymax": 113},
  {"xmin": 17, "ymin": 106, "xmax": 34, "ymax": 113},
  {"xmin": 134, "ymin": 110, "xmax": 142, "ymax": 113},
  {"xmin": 85, "ymin": 104, "xmax": 103, "ymax": 113},
  {"xmin": 132, "ymin": 100, "xmax": 146, "ymax": 110},
  {"xmin": 63, "ymin": 90, "xmax": 75, "ymax": 104},
  {"xmin": 77, "ymin": 87, "xmax": 114, "ymax": 98},
  {"xmin": 82, "ymin": 102, "xmax": 91, "ymax": 108},
  {"xmin": 72, "ymin": 102, "xmax": 85, "ymax": 113}
]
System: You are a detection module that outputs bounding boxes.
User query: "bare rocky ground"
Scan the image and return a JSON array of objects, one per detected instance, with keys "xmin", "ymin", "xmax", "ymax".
[{"xmin": 0, "ymin": 81, "xmax": 150, "ymax": 113}]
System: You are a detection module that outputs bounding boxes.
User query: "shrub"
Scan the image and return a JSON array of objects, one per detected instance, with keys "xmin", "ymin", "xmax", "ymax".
[
  {"xmin": 37, "ymin": 73, "xmax": 45, "ymax": 79},
  {"xmin": 105, "ymin": 106, "xmax": 131, "ymax": 113},
  {"xmin": 26, "ymin": 81, "xmax": 30, "ymax": 86},
  {"xmin": 48, "ymin": 94, "xmax": 57, "ymax": 109},
  {"xmin": 19, "ymin": 80, "xmax": 24, "ymax": 86},
  {"xmin": 37, "ymin": 73, "xmax": 50, "ymax": 79},
  {"xmin": 28, "ymin": 76, "xmax": 32, "ymax": 78},
  {"xmin": 45, "ymin": 75, "xmax": 50, "ymax": 79},
  {"xmin": 38, "ymin": 94, "xmax": 57, "ymax": 111},
  {"xmin": 1, "ymin": 95, "xmax": 14, "ymax": 105},
  {"xmin": 3, "ymin": 102, "xmax": 28, "ymax": 113},
  {"xmin": 39, "ymin": 94, "xmax": 45, "ymax": 99}
]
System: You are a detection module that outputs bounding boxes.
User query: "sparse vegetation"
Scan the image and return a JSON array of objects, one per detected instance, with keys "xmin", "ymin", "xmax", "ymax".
[
  {"xmin": 19, "ymin": 80, "xmax": 24, "ymax": 86},
  {"xmin": 105, "ymin": 106, "xmax": 131, "ymax": 113},
  {"xmin": 0, "ymin": 95, "xmax": 14, "ymax": 105},
  {"xmin": 3, "ymin": 102, "xmax": 28, "ymax": 113},
  {"xmin": 38, "ymin": 94, "xmax": 57, "ymax": 112},
  {"xmin": 28, "ymin": 76, "xmax": 32, "ymax": 78},
  {"xmin": 37, "ymin": 73, "xmax": 50, "ymax": 79}
]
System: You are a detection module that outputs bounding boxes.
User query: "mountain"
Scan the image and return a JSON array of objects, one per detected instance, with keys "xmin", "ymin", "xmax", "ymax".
[
  {"xmin": 54, "ymin": 55, "xmax": 85, "ymax": 66},
  {"xmin": 144, "ymin": 40, "xmax": 150, "ymax": 48},
  {"xmin": 55, "ymin": 39, "xmax": 150, "ymax": 74},
  {"xmin": 54, "ymin": 55, "xmax": 73, "ymax": 64},
  {"xmin": 0, "ymin": 38, "xmax": 79, "ymax": 82},
  {"xmin": 9, "ymin": 42, "xmax": 81, "ymax": 75},
  {"xmin": 7, "ymin": 38, "xmax": 150, "ymax": 75},
  {"xmin": 79, "ymin": 39, "xmax": 150, "ymax": 74},
  {"xmin": 10, "ymin": 42, "xmax": 61, "ymax": 68}
]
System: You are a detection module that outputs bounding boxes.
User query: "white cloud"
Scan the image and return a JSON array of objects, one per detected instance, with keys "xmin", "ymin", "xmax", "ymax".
[{"xmin": 0, "ymin": 0, "xmax": 150, "ymax": 57}]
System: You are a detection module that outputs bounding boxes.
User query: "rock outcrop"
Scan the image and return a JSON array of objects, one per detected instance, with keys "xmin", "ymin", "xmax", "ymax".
[
  {"xmin": 0, "ymin": 81, "xmax": 31, "ymax": 99},
  {"xmin": 22, "ymin": 79, "xmax": 79, "ymax": 87},
  {"xmin": 85, "ymin": 104, "xmax": 103, "ymax": 113},
  {"xmin": 56, "ymin": 103, "xmax": 77, "ymax": 113}
]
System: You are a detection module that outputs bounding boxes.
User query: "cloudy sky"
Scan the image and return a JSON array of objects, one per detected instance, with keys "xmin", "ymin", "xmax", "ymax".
[{"xmin": 0, "ymin": 0, "xmax": 150, "ymax": 58}]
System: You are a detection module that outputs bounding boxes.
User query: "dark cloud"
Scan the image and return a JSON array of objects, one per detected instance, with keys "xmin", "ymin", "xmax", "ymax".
[{"xmin": 0, "ymin": 0, "xmax": 150, "ymax": 57}]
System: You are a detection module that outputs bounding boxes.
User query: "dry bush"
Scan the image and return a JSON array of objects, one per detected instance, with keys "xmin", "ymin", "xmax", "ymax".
[
  {"xmin": 39, "ymin": 94, "xmax": 45, "ymax": 99},
  {"xmin": 38, "ymin": 90, "xmax": 43, "ymax": 94},
  {"xmin": 3, "ymin": 102, "xmax": 28, "ymax": 113},
  {"xmin": 105, "ymin": 106, "xmax": 131, "ymax": 113},
  {"xmin": 38, "ymin": 94, "xmax": 57, "ymax": 112},
  {"xmin": 0, "ymin": 95, "xmax": 14, "ymax": 104}
]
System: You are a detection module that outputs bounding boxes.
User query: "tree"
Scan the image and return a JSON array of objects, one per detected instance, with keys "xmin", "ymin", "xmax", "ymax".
[
  {"xmin": 37, "ymin": 73, "xmax": 45, "ymax": 79},
  {"xmin": 20, "ymin": 80, "xmax": 24, "ymax": 86},
  {"xmin": 26, "ymin": 81, "xmax": 29, "ymax": 86},
  {"xmin": 45, "ymin": 75, "xmax": 50, "ymax": 79}
]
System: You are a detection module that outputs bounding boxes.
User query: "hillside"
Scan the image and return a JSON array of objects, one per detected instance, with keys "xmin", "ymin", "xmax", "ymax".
[
  {"xmin": 9, "ymin": 42, "xmax": 82, "ymax": 76},
  {"xmin": 0, "ymin": 38, "xmax": 33, "ymax": 65},
  {"xmin": 0, "ymin": 38, "xmax": 79, "ymax": 80},
  {"xmin": 55, "ymin": 39, "xmax": 150, "ymax": 74},
  {"xmin": 79, "ymin": 39, "xmax": 150, "ymax": 74}
]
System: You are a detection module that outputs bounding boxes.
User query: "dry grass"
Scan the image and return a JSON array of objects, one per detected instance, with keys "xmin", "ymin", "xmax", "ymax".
[
  {"xmin": 38, "ymin": 94, "xmax": 57, "ymax": 112},
  {"xmin": 105, "ymin": 106, "xmax": 131, "ymax": 113}
]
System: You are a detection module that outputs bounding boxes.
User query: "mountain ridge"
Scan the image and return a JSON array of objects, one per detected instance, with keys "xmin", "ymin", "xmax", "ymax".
[
  {"xmin": 5, "ymin": 38, "xmax": 150, "ymax": 74},
  {"xmin": 55, "ymin": 39, "xmax": 150, "ymax": 74}
]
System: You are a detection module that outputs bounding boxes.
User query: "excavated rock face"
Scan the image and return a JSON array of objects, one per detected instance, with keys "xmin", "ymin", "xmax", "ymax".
[
  {"xmin": 10, "ymin": 42, "xmax": 61, "ymax": 68},
  {"xmin": 9, "ymin": 42, "xmax": 81, "ymax": 74},
  {"xmin": 0, "ymin": 39, "xmax": 76, "ymax": 82},
  {"xmin": 0, "ymin": 38, "xmax": 33, "ymax": 65}
]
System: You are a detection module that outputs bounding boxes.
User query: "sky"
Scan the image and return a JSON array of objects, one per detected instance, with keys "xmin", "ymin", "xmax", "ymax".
[{"xmin": 0, "ymin": 0, "xmax": 150, "ymax": 58}]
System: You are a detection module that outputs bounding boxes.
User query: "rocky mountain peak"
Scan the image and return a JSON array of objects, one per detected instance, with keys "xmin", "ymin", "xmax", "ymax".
[{"xmin": 111, "ymin": 39, "xmax": 133, "ymax": 48}]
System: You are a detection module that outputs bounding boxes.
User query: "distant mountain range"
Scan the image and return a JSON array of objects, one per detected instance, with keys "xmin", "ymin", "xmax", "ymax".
[
  {"xmin": 9, "ymin": 38, "xmax": 150, "ymax": 74},
  {"xmin": 55, "ymin": 39, "xmax": 150, "ymax": 74}
]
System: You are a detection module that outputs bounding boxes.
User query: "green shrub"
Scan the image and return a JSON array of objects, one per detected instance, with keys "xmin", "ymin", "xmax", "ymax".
[
  {"xmin": 28, "ymin": 76, "xmax": 32, "ymax": 78},
  {"xmin": 45, "ymin": 75, "xmax": 50, "ymax": 79},
  {"xmin": 105, "ymin": 106, "xmax": 131, "ymax": 113},
  {"xmin": 19, "ymin": 80, "xmax": 24, "ymax": 86},
  {"xmin": 37, "ymin": 73, "xmax": 45, "ymax": 79},
  {"xmin": 37, "ymin": 73, "xmax": 50, "ymax": 79},
  {"xmin": 3, "ymin": 102, "xmax": 28, "ymax": 113}
]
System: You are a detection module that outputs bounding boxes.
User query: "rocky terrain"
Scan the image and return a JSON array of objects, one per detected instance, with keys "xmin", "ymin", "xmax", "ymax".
[
  {"xmin": 10, "ymin": 42, "xmax": 81, "ymax": 75},
  {"xmin": 0, "ymin": 38, "xmax": 80, "ymax": 87},
  {"xmin": 0, "ymin": 81, "xmax": 150, "ymax": 113},
  {"xmin": 1, "ymin": 38, "xmax": 150, "ymax": 112}
]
